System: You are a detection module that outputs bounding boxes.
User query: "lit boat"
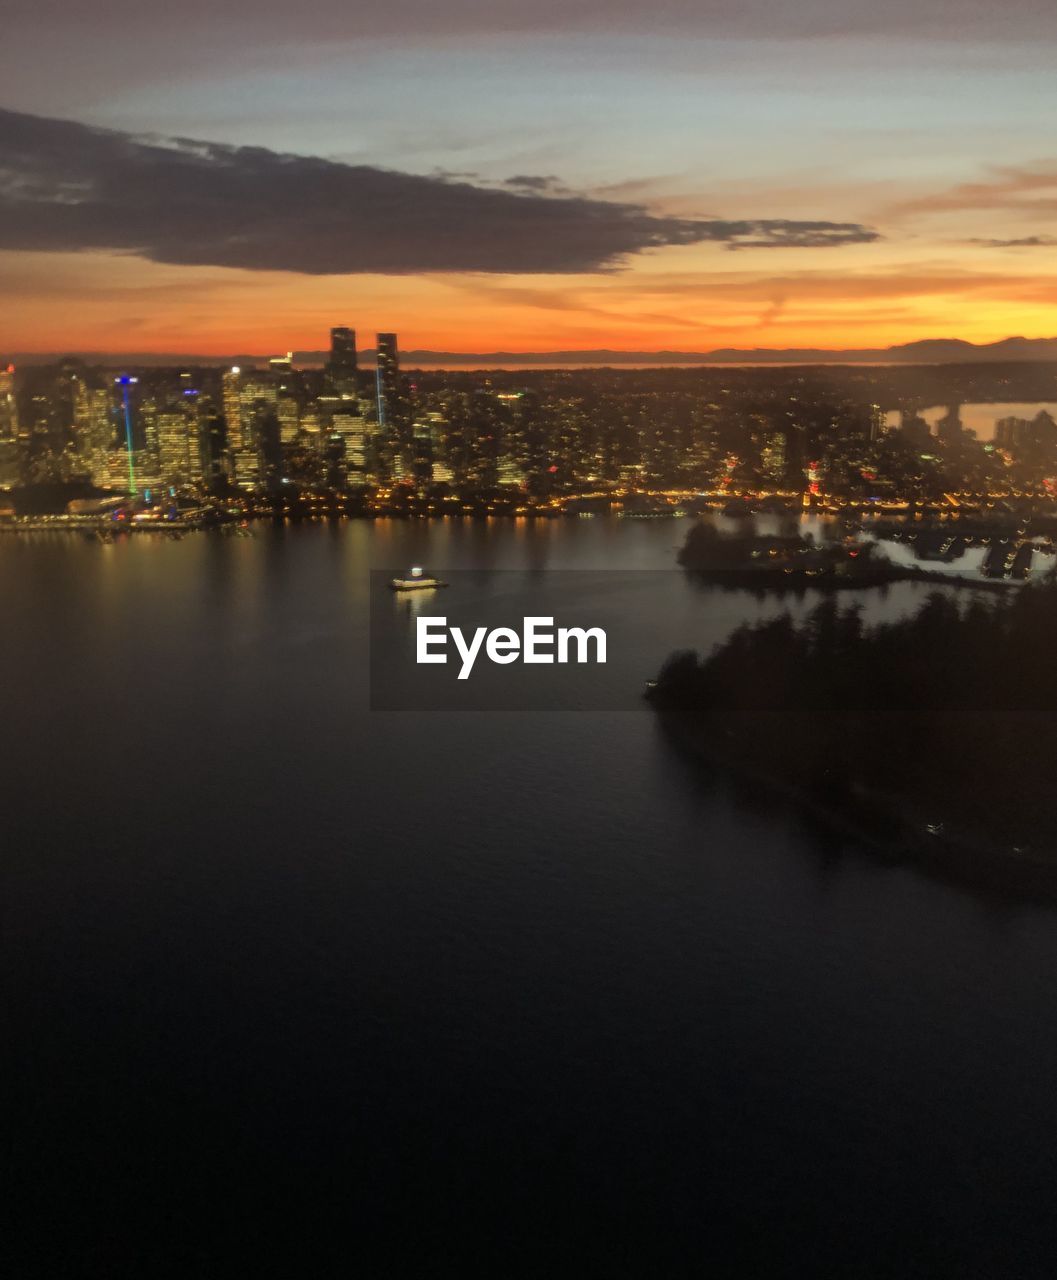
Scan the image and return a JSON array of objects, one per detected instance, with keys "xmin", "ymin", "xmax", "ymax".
[{"xmin": 389, "ymin": 566, "xmax": 448, "ymax": 591}]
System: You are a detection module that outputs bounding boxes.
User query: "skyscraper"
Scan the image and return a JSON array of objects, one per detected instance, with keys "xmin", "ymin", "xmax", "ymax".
[
  {"xmin": 233, "ymin": 378, "xmax": 278, "ymax": 490},
  {"xmin": 277, "ymin": 394, "xmax": 301, "ymax": 445},
  {"xmin": 0, "ymin": 365, "xmax": 18, "ymax": 441},
  {"xmin": 222, "ymin": 367, "xmax": 243, "ymax": 451},
  {"xmin": 115, "ymin": 375, "xmax": 139, "ymax": 494},
  {"xmin": 330, "ymin": 327, "xmax": 357, "ymax": 369},
  {"xmin": 157, "ymin": 409, "xmax": 198, "ymax": 485},
  {"xmin": 331, "ymin": 408, "xmax": 369, "ymax": 487},
  {"xmin": 327, "ymin": 327, "xmax": 358, "ymax": 395},
  {"xmin": 0, "ymin": 365, "xmax": 20, "ymax": 487},
  {"xmin": 375, "ymin": 333, "xmax": 400, "ymax": 429},
  {"xmin": 72, "ymin": 378, "xmax": 114, "ymax": 485}
]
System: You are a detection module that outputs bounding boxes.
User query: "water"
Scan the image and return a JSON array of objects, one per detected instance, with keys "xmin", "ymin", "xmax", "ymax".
[
  {"xmin": 886, "ymin": 401, "xmax": 1057, "ymax": 441},
  {"xmin": 5, "ymin": 520, "xmax": 1057, "ymax": 1278}
]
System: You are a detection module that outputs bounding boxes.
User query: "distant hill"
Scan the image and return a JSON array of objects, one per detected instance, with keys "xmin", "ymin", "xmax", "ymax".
[{"xmin": 7, "ymin": 337, "xmax": 1057, "ymax": 367}]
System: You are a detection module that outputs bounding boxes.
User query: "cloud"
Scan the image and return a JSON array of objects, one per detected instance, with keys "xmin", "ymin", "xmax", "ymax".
[
  {"xmin": 0, "ymin": 108, "xmax": 878, "ymax": 276},
  {"xmin": 535, "ymin": 262, "xmax": 1057, "ymax": 311},
  {"xmin": 719, "ymin": 222, "xmax": 882, "ymax": 251},
  {"xmin": 503, "ymin": 174, "xmax": 573, "ymax": 196},
  {"xmin": 889, "ymin": 164, "xmax": 1057, "ymax": 220},
  {"xmin": 968, "ymin": 235, "xmax": 1057, "ymax": 248},
  {"xmin": 6, "ymin": 1, "xmax": 1057, "ymax": 45}
]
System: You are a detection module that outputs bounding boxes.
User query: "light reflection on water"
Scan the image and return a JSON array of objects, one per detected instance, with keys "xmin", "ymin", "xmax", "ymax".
[{"xmin": 885, "ymin": 401, "xmax": 1057, "ymax": 441}]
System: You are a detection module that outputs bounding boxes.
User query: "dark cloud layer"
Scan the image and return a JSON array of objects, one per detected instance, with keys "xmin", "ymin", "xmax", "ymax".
[
  {"xmin": 0, "ymin": 109, "xmax": 877, "ymax": 276},
  {"xmin": 6, "ymin": 0, "xmax": 1057, "ymax": 44}
]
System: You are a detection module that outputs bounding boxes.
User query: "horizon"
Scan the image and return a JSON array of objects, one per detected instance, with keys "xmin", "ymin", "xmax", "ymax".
[{"xmin": 8, "ymin": 334, "xmax": 1057, "ymax": 368}]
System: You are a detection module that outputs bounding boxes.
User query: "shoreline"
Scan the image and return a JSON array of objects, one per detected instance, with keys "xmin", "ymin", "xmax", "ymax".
[
  {"xmin": 654, "ymin": 710, "xmax": 1057, "ymax": 901},
  {"xmin": 680, "ymin": 564, "xmax": 1018, "ymax": 592}
]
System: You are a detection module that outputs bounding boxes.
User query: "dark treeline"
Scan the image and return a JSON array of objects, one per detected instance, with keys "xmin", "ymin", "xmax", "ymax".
[
  {"xmin": 648, "ymin": 581, "xmax": 1057, "ymax": 858},
  {"xmin": 651, "ymin": 580, "xmax": 1057, "ymax": 713},
  {"xmin": 677, "ymin": 518, "xmax": 896, "ymax": 584}
]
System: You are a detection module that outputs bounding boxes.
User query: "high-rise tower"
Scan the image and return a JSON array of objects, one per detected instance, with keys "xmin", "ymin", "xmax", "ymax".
[
  {"xmin": 0, "ymin": 364, "xmax": 19, "ymax": 487},
  {"xmin": 374, "ymin": 333, "xmax": 405, "ymax": 479},
  {"xmin": 0, "ymin": 365, "xmax": 18, "ymax": 441},
  {"xmin": 327, "ymin": 327, "xmax": 358, "ymax": 395},
  {"xmin": 222, "ymin": 367, "xmax": 243, "ymax": 451},
  {"xmin": 375, "ymin": 333, "xmax": 401, "ymax": 431},
  {"xmin": 115, "ymin": 375, "xmax": 139, "ymax": 495},
  {"xmin": 330, "ymin": 327, "xmax": 357, "ymax": 370}
]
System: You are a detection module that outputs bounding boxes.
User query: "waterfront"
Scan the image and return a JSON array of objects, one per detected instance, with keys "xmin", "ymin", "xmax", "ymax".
[{"xmin": 7, "ymin": 519, "xmax": 1057, "ymax": 1277}]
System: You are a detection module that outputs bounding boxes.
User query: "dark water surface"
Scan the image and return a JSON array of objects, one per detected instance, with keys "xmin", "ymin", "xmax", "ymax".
[{"xmin": 5, "ymin": 521, "xmax": 1057, "ymax": 1278}]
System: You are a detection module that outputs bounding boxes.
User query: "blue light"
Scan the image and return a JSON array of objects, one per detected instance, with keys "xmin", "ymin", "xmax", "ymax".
[{"xmin": 119, "ymin": 380, "xmax": 136, "ymax": 494}]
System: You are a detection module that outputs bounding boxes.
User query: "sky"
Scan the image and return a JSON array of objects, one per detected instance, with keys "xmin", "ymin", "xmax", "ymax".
[{"xmin": 2, "ymin": 0, "xmax": 1057, "ymax": 355}]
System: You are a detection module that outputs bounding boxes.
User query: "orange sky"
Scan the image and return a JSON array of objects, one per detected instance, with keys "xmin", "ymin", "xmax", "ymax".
[
  {"xmin": 5, "ymin": 4, "xmax": 1057, "ymax": 355},
  {"xmin": 6, "ymin": 238, "xmax": 1057, "ymax": 356}
]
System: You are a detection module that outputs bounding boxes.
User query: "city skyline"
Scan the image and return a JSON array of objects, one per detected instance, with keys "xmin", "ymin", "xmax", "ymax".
[
  {"xmin": 4, "ymin": 1, "xmax": 1057, "ymax": 355},
  {"xmin": 7, "ymin": 337, "xmax": 1057, "ymax": 512}
]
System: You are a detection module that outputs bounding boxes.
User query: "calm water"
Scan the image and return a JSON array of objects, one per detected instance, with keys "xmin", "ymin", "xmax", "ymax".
[
  {"xmin": 886, "ymin": 401, "xmax": 1057, "ymax": 441},
  {"xmin": 6, "ymin": 520, "xmax": 1057, "ymax": 1278}
]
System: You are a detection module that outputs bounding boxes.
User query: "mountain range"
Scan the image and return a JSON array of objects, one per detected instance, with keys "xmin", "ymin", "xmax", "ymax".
[{"xmin": 8, "ymin": 337, "xmax": 1057, "ymax": 367}]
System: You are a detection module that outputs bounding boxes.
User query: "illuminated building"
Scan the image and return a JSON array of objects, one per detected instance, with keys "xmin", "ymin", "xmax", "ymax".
[
  {"xmin": 255, "ymin": 408, "xmax": 283, "ymax": 490},
  {"xmin": 197, "ymin": 408, "xmax": 227, "ymax": 490},
  {"xmin": 239, "ymin": 379, "xmax": 277, "ymax": 417},
  {"xmin": 420, "ymin": 412, "xmax": 449, "ymax": 483},
  {"xmin": 222, "ymin": 367, "xmax": 243, "ymax": 451},
  {"xmin": 114, "ymin": 375, "xmax": 139, "ymax": 494},
  {"xmin": 375, "ymin": 332, "xmax": 401, "ymax": 435},
  {"xmin": 72, "ymin": 381, "xmax": 115, "ymax": 485},
  {"xmin": 331, "ymin": 327, "xmax": 357, "ymax": 367},
  {"xmin": 411, "ymin": 417, "xmax": 433, "ymax": 485},
  {"xmin": 331, "ymin": 409, "xmax": 368, "ymax": 485},
  {"xmin": 300, "ymin": 406, "xmax": 323, "ymax": 446},
  {"xmin": 278, "ymin": 395, "xmax": 301, "ymax": 445},
  {"xmin": 103, "ymin": 447, "xmax": 158, "ymax": 493},
  {"xmin": 234, "ymin": 379, "xmax": 279, "ymax": 488},
  {"xmin": 232, "ymin": 448, "xmax": 260, "ymax": 489},
  {"xmin": 157, "ymin": 408, "xmax": 202, "ymax": 486},
  {"xmin": 0, "ymin": 365, "xmax": 19, "ymax": 486},
  {"xmin": 0, "ymin": 365, "xmax": 18, "ymax": 441},
  {"xmin": 327, "ymin": 327, "xmax": 358, "ymax": 395}
]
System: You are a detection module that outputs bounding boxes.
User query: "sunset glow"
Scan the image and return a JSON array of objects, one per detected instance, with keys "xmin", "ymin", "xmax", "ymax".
[{"xmin": 4, "ymin": 2, "xmax": 1057, "ymax": 355}]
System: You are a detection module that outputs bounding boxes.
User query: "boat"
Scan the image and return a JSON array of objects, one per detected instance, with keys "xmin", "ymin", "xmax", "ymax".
[{"xmin": 389, "ymin": 566, "xmax": 448, "ymax": 591}]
